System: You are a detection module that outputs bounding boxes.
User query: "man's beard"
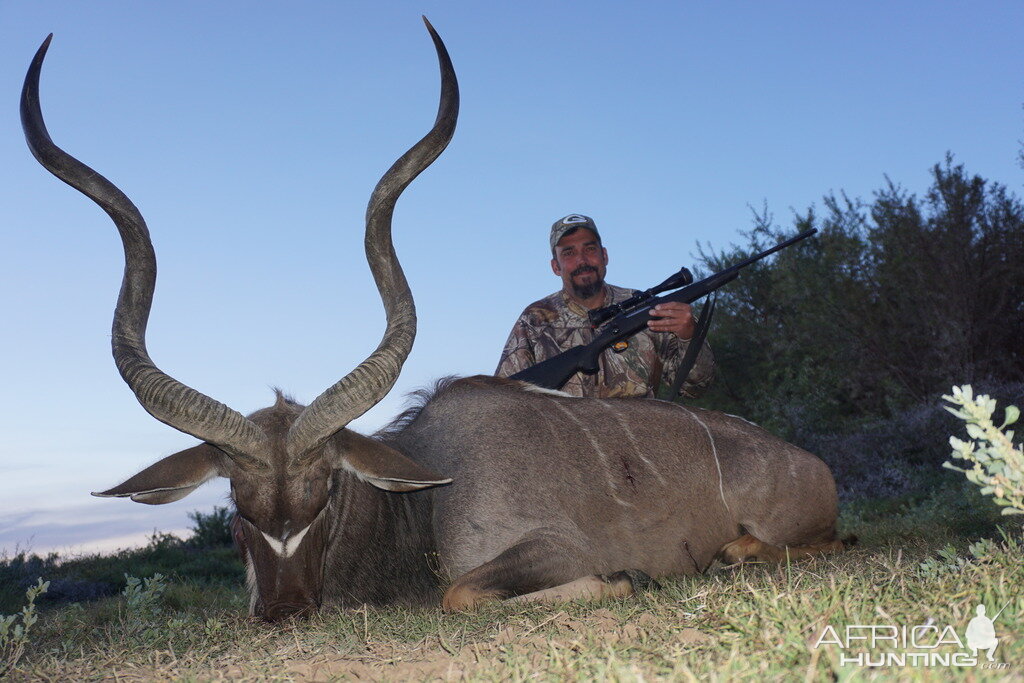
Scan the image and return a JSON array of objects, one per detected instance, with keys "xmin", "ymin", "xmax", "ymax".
[{"xmin": 570, "ymin": 265, "xmax": 604, "ymax": 300}]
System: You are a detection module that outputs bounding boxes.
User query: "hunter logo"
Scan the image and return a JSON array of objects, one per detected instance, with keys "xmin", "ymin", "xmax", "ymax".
[
  {"xmin": 965, "ymin": 604, "xmax": 1003, "ymax": 662},
  {"xmin": 813, "ymin": 602, "xmax": 1010, "ymax": 669}
]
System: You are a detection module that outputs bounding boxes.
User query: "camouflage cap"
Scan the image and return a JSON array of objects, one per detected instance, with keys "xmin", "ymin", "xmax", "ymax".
[{"xmin": 550, "ymin": 214, "xmax": 601, "ymax": 252}]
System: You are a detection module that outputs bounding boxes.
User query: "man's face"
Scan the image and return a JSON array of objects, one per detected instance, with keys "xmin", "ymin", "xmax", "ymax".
[{"xmin": 551, "ymin": 228, "xmax": 608, "ymax": 301}]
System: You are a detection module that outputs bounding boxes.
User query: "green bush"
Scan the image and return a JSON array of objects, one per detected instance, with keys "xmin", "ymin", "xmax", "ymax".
[
  {"xmin": 694, "ymin": 157, "xmax": 1024, "ymax": 437},
  {"xmin": 0, "ymin": 578, "xmax": 48, "ymax": 675},
  {"xmin": 187, "ymin": 506, "xmax": 235, "ymax": 549},
  {"xmin": 944, "ymin": 384, "xmax": 1024, "ymax": 515}
]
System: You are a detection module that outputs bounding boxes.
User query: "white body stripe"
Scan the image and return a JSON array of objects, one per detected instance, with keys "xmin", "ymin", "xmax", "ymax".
[
  {"xmin": 548, "ymin": 400, "xmax": 634, "ymax": 508},
  {"xmin": 675, "ymin": 405, "xmax": 732, "ymax": 515},
  {"xmin": 725, "ymin": 412, "xmax": 760, "ymax": 428},
  {"xmin": 521, "ymin": 384, "xmax": 576, "ymax": 398},
  {"xmin": 599, "ymin": 400, "xmax": 668, "ymax": 485}
]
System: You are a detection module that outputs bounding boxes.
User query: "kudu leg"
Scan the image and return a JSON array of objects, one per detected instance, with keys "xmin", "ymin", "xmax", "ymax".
[
  {"xmin": 718, "ymin": 533, "xmax": 844, "ymax": 565},
  {"xmin": 506, "ymin": 570, "xmax": 657, "ymax": 606},
  {"xmin": 442, "ymin": 533, "xmax": 574, "ymax": 611},
  {"xmin": 442, "ymin": 532, "xmax": 656, "ymax": 611}
]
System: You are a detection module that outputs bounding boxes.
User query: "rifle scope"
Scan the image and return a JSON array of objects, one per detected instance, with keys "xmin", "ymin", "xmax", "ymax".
[{"xmin": 588, "ymin": 266, "xmax": 693, "ymax": 328}]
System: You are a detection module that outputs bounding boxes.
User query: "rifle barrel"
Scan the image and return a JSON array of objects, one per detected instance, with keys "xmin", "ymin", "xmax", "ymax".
[{"xmin": 722, "ymin": 228, "xmax": 817, "ymax": 274}]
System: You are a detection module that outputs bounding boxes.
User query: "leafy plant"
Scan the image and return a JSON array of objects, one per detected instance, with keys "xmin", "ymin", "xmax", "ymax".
[
  {"xmin": 0, "ymin": 578, "xmax": 49, "ymax": 675},
  {"xmin": 943, "ymin": 384, "xmax": 1024, "ymax": 515},
  {"xmin": 916, "ymin": 538, "xmax": 999, "ymax": 578},
  {"xmin": 119, "ymin": 573, "xmax": 176, "ymax": 646},
  {"xmin": 122, "ymin": 573, "xmax": 167, "ymax": 620}
]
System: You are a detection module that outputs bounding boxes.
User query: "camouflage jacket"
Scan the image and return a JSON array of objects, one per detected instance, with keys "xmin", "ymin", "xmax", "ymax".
[{"xmin": 495, "ymin": 284, "xmax": 714, "ymax": 399}]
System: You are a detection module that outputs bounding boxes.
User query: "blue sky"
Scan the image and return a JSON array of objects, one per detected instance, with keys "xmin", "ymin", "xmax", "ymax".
[{"xmin": 2, "ymin": 1, "xmax": 1022, "ymax": 555}]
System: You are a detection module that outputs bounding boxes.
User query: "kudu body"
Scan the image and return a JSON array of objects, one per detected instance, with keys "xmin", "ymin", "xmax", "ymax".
[{"xmin": 23, "ymin": 22, "xmax": 841, "ymax": 621}]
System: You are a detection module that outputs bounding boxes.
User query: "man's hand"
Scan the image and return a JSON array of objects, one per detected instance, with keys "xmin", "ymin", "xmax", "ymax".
[{"xmin": 648, "ymin": 302, "xmax": 695, "ymax": 340}]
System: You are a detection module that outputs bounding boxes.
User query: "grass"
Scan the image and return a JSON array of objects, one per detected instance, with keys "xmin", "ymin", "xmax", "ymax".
[{"xmin": 3, "ymin": 476, "xmax": 1022, "ymax": 681}]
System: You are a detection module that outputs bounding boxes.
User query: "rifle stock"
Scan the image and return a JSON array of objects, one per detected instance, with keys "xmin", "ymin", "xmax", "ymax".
[{"xmin": 507, "ymin": 345, "xmax": 594, "ymax": 389}]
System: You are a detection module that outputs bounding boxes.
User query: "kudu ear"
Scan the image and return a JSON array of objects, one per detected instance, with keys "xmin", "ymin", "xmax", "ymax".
[
  {"xmin": 331, "ymin": 431, "xmax": 451, "ymax": 492},
  {"xmin": 92, "ymin": 443, "xmax": 226, "ymax": 505}
]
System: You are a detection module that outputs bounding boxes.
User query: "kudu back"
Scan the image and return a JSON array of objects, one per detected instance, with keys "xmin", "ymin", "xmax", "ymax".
[{"xmin": 23, "ymin": 23, "xmax": 841, "ymax": 620}]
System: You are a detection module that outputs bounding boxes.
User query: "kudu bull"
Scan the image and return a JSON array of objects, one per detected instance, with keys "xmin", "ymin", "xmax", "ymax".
[{"xmin": 23, "ymin": 21, "xmax": 841, "ymax": 621}]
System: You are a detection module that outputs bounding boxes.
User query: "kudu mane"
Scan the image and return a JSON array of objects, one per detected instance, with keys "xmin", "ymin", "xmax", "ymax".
[{"xmin": 373, "ymin": 376, "xmax": 460, "ymax": 441}]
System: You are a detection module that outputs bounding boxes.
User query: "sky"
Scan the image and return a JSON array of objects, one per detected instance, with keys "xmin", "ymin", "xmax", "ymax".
[{"xmin": 1, "ymin": 1, "xmax": 1022, "ymax": 557}]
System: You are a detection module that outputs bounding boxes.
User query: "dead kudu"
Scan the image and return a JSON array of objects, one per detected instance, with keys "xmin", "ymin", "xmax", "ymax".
[{"xmin": 22, "ymin": 23, "xmax": 842, "ymax": 621}]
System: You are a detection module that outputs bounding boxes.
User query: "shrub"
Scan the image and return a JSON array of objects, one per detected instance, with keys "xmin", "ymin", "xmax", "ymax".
[
  {"xmin": 0, "ymin": 578, "xmax": 49, "ymax": 675},
  {"xmin": 187, "ymin": 506, "xmax": 235, "ymax": 549},
  {"xmin": 694, "ymin": 158, "xmax": 1024, "ymax": 437},
  {"xmin": 122, "ymin": 573, "xmax": 167, "ymax": 620},
  {"xmin": 944, "ymin": 384, "xmax": 1024, "ymax": 515}
]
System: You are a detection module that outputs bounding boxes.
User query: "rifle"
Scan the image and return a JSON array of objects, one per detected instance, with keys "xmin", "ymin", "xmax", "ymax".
[{"xmin": 509, "ymin": 228, "xmax": 817, "ymax": 391}]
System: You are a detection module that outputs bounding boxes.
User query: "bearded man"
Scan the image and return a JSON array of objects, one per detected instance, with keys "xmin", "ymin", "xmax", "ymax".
[{"xmin": 495, "ymin": 214, "xmax": 714, "ymax": 398}]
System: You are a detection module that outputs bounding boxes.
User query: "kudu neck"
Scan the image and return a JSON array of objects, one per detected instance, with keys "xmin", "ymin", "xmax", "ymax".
[{"xmin": 321, "ymin": 470, "xmax": 440, "ymax": 606}]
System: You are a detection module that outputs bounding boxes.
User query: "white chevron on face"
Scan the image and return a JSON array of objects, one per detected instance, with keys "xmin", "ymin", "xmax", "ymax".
[{"xmin": 260, "ymin": 523, "xmax": 312, "ymax": 559}]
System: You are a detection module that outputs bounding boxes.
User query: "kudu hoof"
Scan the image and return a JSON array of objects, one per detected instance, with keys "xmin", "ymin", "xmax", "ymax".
[{"xmin": 441, "ymin": 584, "xmax": 505, "ymax": 612}]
